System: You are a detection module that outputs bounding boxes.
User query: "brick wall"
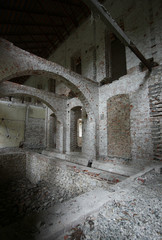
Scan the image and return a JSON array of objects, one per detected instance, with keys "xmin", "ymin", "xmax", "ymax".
[
  {"xmin": 148, "ymin": 67, "xmax": 162, "ymax": 161},
  {"xmin": 107, "ymin": 94, "xmax": 131, "ymax": 159}
]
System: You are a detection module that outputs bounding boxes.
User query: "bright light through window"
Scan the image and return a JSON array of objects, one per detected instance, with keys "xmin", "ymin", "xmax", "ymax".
[{"xmin": 78, "ymin": 118, "xmax": 82, "ymax": 137}]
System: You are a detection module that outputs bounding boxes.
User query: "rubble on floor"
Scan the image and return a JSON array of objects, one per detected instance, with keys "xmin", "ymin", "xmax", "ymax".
[{"xmin": 63, "ymin": 170, "xmax": 162, "ymax": 240}]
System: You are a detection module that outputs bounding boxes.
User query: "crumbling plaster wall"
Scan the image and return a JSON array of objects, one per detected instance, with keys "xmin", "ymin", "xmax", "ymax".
[
  {"xmin": 24, "ymin": 105, "xmax": 46, "ymax": 149},
  {"xmin": 0, "ymin": 101, "xmax": 26, "ymax": 148},
  {"xmin": 0, "ymin": 82, "xmax": 66, "ymax": 152},
  {"xmin": 0, "ymin": 99, "xmax": 47, "ymax": 149}
]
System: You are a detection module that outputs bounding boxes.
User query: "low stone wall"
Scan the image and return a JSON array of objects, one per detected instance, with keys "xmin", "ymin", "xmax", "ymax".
[
  {"xmin": 0, "ymin": 151, "xmax": 110, "ymax": 205},
  {"xmin": 26, "ymin": 152, "xmax": 109, "ymax": 198},
  {"xmin": 0, "ymin": 153, "xmax": 26, "ymax": 182}
]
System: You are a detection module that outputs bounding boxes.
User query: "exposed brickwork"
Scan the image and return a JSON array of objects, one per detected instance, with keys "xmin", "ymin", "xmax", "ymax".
[
  {"xmin": 107, "ymin": 94, "xmax": 131, "ymax": 159},
  {"xmin": 0, "ymin": 0, "xmax": 162, "ymax": 164},
  {"xmin": 24, "ymin": 117, "xmax": 45, "ymax": 150},
  {"xmin": 0, "ymin": 38, "xmax": 97, "ymax": 121},
  {"xmin": 149, "ymin": 79, "xmax": 162, "ymax": 160}
]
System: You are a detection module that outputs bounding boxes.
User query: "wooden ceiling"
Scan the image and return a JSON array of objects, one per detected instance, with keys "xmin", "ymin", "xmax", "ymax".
[{"xmin": 0, "ymin": 0, "xmax": 90, "ymax": 59}]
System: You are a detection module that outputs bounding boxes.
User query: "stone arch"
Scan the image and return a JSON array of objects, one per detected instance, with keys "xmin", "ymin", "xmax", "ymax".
[
  {"xmin": 65, "ymin": 98, "xmax": 96, "ymax": 157},
  {"xmin": 0, "ymin": 38, "xmax": 97, "ymax": 121},
  {"xmin": 0, "ymin": 82, "xmax": 65, "ymax": 152},
  {"xmin": 0, "ymin": 81, "xmax": 63, "ymax": 124}
]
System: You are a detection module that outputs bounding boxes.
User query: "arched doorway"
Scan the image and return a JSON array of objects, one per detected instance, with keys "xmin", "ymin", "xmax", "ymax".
[
  {"xmin": 70, "ymin": 106, "xmax": 82, "ymax": 152},
  {"xmin": 49, "ymin": 113, "xmax": 57, "ymax": 149}
]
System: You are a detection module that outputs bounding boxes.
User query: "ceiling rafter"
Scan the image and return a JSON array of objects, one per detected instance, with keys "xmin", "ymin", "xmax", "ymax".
[
  {"xmin": 0, "ymin": 0, "xmax": 91, "ymax": 62},
  {"xmin": 59, "ymin": 3, "xmax": 79, "ymax": 28},
  {"xmin": 52, "ymin": 0, "xmax": 82, "ymax": 8},
  {"xmin": 37, "ymin": 0, "xmax": 64, "ymax": 42},
  {"xmin": 19, "ymin": 1, "xmax": 54, "ymax": 56},
  {"xmin": 0, "ymin": 22, "xmax": 65, "ymax": 28},
  {"xmin": 18, "ymin": 35, "xmax": 29, "ymax": 50},
  {"xmin": 0, "ymin": 6, "xmax": 68, "ymax": 19}
]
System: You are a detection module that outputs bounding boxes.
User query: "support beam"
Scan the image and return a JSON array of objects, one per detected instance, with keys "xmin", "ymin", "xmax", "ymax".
[{"xmin": 82, "ymin": 0, "xmax": 152, "ymax": 71}]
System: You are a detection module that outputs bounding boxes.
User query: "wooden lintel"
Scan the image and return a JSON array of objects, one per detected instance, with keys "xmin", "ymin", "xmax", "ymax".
[{"xmin": 82, "ymin": 0, "xmax": 152, "ymax": 71}]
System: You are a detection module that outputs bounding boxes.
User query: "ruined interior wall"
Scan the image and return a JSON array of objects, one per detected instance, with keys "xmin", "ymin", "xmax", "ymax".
[
  {"xmin": 25, "ymin": 72, "xmax": 71, "ymax": 98},
  {"xmin": 48, "ymin": 0, "xmax": 162, "ymax": 80},
  {"xmin": 0, "ymin": 101, "xmax": 26, "ymax": 148},
  {"xmin": 97, "ymin": 0, "xmax": 162, "ymax": 163},
  {"xmin": 0, "ymin": 0, "xmax": 161, "ymax": 161},
  {"xmin": 48, "ymin": 18, "xmax": 106, "ymax": 82},
  {"xmin": 0, "ymin": 100, "xmax": 47, "ymax": 150},
  {"xmin": 46, "ymin": 0, "xmax": 161, "ymax": 162},
  {"xmin": 99, "ymin": 70, "xmax": 160, "ymax": 164}
]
